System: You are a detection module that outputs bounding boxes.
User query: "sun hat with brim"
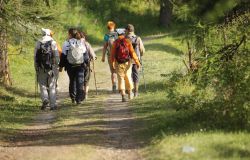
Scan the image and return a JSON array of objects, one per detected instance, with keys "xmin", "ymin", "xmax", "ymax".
[
  {"xmin": 116, "ymin": 28, "xmax": 126, "ymax": 35},
  {"xmin": 41, "ymin": 28, "xmax": 54, "ymax": 36}
]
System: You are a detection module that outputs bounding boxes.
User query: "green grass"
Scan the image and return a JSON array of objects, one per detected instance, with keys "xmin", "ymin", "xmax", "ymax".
[
  {"xmin": 0, "ymin": 45, "xmax": 39, "ymax": 131},
  {"xmin": 2, "ymin": 1, "xmax": 249, "ymax": 159},
  {"xmin": 145, "ymin": 132, "xmax": 250, "ymax": 160},
  {"xmin": 130, "ymin": 32, "xmax": 250, "ymax": 160}
]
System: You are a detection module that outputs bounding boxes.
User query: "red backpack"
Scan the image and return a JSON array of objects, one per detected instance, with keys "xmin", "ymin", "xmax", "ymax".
[{"xmin": 115, "ymin": 38, "xmax": 130, "ymax": 63}]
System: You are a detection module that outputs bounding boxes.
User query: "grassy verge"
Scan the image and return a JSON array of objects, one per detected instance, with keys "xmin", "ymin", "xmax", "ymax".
[
  {"xmin": 0, "ymin": 46, "xmax": 38, "ymax": 131},
  {"xmin": 131, "ymin": 33, "xmax": 250, "ymax": 160}
]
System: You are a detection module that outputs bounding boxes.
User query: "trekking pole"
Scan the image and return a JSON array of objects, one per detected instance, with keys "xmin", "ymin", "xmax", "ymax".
[
  {"xmin": 140, "ymin": 58, "xmax": 146, "ymax": 90},
  {"xmin": 92, "ymin": 60, "xmax": 98, "ymax": 95},
  {"xmin": 35, "ymin": 73, "xmax": 38, "ymax": 106}
]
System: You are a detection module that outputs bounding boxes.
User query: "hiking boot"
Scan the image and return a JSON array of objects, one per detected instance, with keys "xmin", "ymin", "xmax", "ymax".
[
  {"xmin": 71, "ymin": 99, "xmax": 76, "ymax": 104},
  {"xmin": 134, "ymin": 83, "xmax": 139, "ymax": 97},
  {"xmin": 134, "ymin": 92, "xmax": 139, "ymax": 97},
  {"xmin": 128, "ymin": 92, "xmax": 133, "ymax": 100},
  {"xmin": 50, "ymin": 106, "xmax": 57, "ymax": 111},
  {"xmin": 125, "ymin": 90, "xmax": 129, "ymax": 94},
  {"xmin": 112, "ymin": 84, "xmax": 117, "ymax": 92},
  {"xmin": 76, "ymin": 101, "xmax": 82, "ymax": 105},
  {"xmin": 41, "ymin": 99, "xmax": 49, "ymax": 110},
  {"xmin": 122, "ymin": 95, "xmax": 127, "ymax": 102}
]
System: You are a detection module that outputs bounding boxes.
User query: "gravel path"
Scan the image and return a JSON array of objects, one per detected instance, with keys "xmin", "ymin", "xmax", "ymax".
[{"xmin": 0, "ymin": 57, "xmax": 143, "ymax": 160}]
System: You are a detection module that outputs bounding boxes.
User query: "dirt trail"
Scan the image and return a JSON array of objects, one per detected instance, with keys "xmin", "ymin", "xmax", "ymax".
[
  {"xmin": 88, "ymin": 94, "xmax": 142, "ymax": 160},
  {"xmin": 0, "ymin": 57, "xmax": 143, "ymax": 159}
]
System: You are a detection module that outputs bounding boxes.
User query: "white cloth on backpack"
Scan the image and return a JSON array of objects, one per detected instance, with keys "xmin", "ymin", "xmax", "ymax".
[{"xmin": 62, "ymin": 38, "xmax": 88, "ymax": 65}]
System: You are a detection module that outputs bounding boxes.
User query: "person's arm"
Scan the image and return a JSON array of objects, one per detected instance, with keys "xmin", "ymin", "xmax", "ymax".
[
  {"xmin": 138, "ymin": 37, "xmax": 145, "ymax": 56},
  {"xmin": 110, "ymin": 41, "xmax": 116, "ymax": 69},
  {"xmin": 59, "ymin": 41, "xmax": 68, "ymax": 71},
  {"xmin": 102, "ymin": 42, "xmax": 108, "ymax": 62},
  {"xmin": 102, "ymin": 34, "xmax": 109, "ymax": 62},
  {"xmin": 86, "ymin": 42, "xmax": 97, "ymax": 60}
]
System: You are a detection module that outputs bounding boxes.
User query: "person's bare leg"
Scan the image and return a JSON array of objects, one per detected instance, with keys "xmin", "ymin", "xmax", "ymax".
[
  {"xmin": 84, "ymin": 85, "xmax": 89, "ymax": 100},
  {"xmin": 111, "ymin": 73, "xmax": 116, "ymax": 92},
  {"xmin": 120, "ymin": 89, "xmax": 126, "ymax": 102}
]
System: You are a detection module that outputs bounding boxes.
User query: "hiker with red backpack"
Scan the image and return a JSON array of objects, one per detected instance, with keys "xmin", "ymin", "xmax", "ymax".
[
  {"xmin": 111, "ymin": 28, "xmax": 141, "ymax": 102},
  {"xmin": 102, "ymin": 21, "xmax": 118, "ymax": 92},
  {"xmin": 125, "ymin": 24, "xmax": 145, "ymax": 97},
  {"xmin": 59, "ymin": 28, "xmax": 91, "ymax": 104},
  {"xmin": 34, "ymin": 28, "xmax": 60, "ymax": 110}
]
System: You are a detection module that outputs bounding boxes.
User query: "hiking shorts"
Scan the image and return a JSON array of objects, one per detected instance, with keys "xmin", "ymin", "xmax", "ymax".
[
  {"xmin": 108, "ymin": 55, "xmax": 116, "ymax": 74},
  {"xmin": 132, "ymin": 64, "xmax": 139, "ymax": 83},
  {"xmin": 84, "ymin": 65, "xmax": 91, "ymax": 86}
]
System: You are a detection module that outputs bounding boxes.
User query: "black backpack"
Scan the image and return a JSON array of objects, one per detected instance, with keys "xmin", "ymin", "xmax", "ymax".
[{"xmin": 36, "ymin": 41, "xmax": 54, "ymax": 70}]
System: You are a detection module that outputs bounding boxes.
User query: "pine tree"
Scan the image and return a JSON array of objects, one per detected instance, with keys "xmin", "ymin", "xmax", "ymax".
[{"xmin": 0, "ymin": 0, "xmax": 55, "ymax": 86}]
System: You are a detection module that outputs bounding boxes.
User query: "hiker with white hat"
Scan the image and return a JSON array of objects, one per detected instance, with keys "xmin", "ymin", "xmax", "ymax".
[{"xmin": 34, "ymin": 28, "xmax": 60, "ymax": 110}]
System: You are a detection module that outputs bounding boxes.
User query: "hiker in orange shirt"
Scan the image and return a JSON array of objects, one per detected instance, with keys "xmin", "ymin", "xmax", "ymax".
[{"xmin": 110, "ymin": 28, "xmax": 140, "ymax": 102}]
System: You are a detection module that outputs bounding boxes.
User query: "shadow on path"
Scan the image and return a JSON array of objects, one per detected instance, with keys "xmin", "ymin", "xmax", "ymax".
[{"xmin": 1, "ymin": 91, "xmax": 144, "ymax": 153}]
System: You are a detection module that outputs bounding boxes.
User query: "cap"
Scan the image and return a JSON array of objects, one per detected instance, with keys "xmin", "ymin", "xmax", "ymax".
[
  {"xmin": 125, "ymin": 24, "xmax": 134, "ymax": 32},
  {"xmin": 116, "ymin": 28, "xmax": 125, "ymax": 35},
  {"xmin": 41, "ymin": 28, "xmax": 54, "ymax": 36}
]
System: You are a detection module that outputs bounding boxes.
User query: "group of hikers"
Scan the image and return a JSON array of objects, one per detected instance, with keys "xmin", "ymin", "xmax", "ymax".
[{"xmin": 34, "ymin": 21, "xmax": 145, "ymax": 110}]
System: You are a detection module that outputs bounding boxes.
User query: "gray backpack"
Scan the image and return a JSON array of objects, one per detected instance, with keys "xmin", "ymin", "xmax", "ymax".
[
  {"xmin": 107, "ymin": 31, "xmax": 118, "ymax": 55},
  {"xmin": 128, "ymin": 35, "xmax": 141, "ymax": 60},
  {"xmin": 67, "ymin": 40, "xmax": 86, "ymax": 65}
]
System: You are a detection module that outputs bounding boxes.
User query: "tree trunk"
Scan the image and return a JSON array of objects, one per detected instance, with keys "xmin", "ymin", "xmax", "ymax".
[
  {"xmin": 0, "ymin": 27, "xmax": 12, "ymax": 86},
  {"xmin": 0, "ymin": 0, "xmax": 12, "ymax": 86},
  {"xmin": 159, "ymin": 0, "xmax": 173, "ymax": 27}
]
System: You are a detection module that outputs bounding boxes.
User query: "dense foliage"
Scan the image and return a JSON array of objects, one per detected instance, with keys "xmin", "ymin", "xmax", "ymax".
[{"xmin": 167, "ymin": 0, "xmax": 250, "ymax": 130}]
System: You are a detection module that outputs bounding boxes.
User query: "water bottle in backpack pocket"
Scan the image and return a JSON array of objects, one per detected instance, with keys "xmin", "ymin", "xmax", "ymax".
[{"xmin": 36, "ymin": 41, "xmax": 54, "ymax": 70}]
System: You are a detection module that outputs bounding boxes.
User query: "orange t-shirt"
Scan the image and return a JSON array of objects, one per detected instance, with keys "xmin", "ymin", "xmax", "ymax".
[{"xmin": 57, "ymin": 44, "xmax": 62, "ymax": 58}]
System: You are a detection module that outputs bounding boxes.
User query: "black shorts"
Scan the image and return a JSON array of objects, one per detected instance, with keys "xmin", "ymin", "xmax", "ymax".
[
  {"xmin": 84, "ymin": 65, "xmax": 91, "ymax": 86},
  {"xmin": 132, "ymin": 64, "xmax": 139, "ymax": 83}
]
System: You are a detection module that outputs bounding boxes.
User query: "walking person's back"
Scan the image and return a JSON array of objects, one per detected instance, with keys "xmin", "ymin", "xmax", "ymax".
[
  {"xmin": 125, "ymin": 24, "xmax": 145, "ymax": 97},
  {"xmin": 111, "ymin": 28, "xmax": 141, "ymax": 102},
  {"xmin": 34, "ymin": 28, "xmax": 59, "ymax": 110},
  {"xmin": 59, "ymin": 28, "xmax": 89, "ymax": 104},
  {"xmin": 79, "ymin": 31, "xmax": 97, "ymax": 99},
  {"xmin": 101, "ymin": 21, "xmax": 118, "ymax": 92}
]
